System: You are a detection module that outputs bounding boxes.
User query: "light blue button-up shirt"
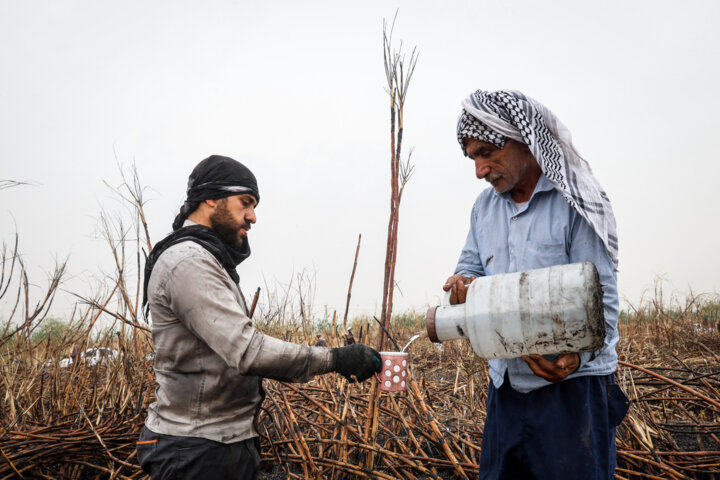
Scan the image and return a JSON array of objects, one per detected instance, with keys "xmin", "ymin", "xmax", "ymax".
[{"xmin": 455, "ymin": 174, "xmax": 619, "ymax": 393}]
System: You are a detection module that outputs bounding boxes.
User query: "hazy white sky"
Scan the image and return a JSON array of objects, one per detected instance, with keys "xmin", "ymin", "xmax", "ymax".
[{"xmin": 1, "ymin": 0, "xmax": 719, "ymax": 322}]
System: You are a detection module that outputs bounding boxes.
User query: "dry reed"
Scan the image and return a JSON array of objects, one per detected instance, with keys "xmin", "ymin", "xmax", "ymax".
[{"xmin": 2, "ymin": 299, "xmax": 719, "ymax": 478}]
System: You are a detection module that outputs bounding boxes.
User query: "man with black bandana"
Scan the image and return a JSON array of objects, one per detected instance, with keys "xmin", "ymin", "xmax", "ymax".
[{"xmin": 136, "ymin": 155, "xmax": 381, "ymax": 480}]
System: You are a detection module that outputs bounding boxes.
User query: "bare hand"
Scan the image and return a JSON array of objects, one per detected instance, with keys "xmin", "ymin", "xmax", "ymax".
[
  {"xmin": 442, "ymin": 275, "xmax": 475, "ymax": 305},
  {"xmin": 522, "ymin": 353, "xmax": 580, "ymax": 383}
]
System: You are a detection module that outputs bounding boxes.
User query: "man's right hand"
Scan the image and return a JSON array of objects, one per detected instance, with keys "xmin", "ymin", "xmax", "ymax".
[
  {"xmin": 331, "ymin": 344, "xmax": 381, "ymax": 382},
  {"xmin": 442, "ymin": 275, "xmax": 475, "ymax": 304}
]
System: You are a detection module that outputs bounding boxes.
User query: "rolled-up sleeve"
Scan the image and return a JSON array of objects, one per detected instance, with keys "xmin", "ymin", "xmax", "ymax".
[{"xmin": 164, "ymin": 254, "xmax": 333, "ymax": 382}]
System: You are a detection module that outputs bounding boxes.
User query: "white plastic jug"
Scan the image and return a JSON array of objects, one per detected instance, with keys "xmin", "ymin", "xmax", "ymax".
[{"xmin": 426, "ymin": 262, "xmax": 605, "ymax": 359}]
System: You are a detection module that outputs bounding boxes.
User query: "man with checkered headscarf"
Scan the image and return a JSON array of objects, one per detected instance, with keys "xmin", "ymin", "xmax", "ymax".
[{"xmin": 444, "ymin": 90, "xmax": 629, "ymax": 479}]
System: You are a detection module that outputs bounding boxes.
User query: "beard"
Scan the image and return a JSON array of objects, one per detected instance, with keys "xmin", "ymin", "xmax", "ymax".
[
  {"xmin": 485, "ymin": 172, "xmax": 501, "ymax": 184},
  {"xmin": 209, "ymin": 200, "xmax": 248, "ymax": 249}
]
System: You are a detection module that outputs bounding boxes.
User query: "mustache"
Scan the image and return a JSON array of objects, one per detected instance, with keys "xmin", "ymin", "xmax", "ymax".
[{"xmin": 485, "ymin": 172, "xmax": 501, "ymax": 184}]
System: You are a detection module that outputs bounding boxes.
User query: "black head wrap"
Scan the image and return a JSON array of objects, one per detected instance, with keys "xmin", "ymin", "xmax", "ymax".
[
  {"xmin": 142, "ymin": 155, "xmax": 260, "ymax": 321},
  {"xmin": 172, "ymin": 155, "xmax": 260, "ymax": 231}
]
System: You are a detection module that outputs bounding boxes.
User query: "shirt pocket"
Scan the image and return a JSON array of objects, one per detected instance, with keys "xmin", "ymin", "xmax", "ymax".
[{"xmin": 523, "ymin": 240, "xmax": 568, "ymax": 269}]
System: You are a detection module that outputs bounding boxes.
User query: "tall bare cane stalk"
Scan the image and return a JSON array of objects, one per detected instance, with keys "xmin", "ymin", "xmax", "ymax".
[
  {"xmin": 377, "ymin": 15, "xmax": 417, "ymax": 352},
  {"xmin": 365, "ymin": 14, "xmax": 418, "ymax": 469}
]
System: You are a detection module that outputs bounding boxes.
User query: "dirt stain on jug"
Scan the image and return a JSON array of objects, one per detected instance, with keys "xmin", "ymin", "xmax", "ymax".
[{"xmin": 584, "ymin": 265, "xmax": 606, "ymax": 351}]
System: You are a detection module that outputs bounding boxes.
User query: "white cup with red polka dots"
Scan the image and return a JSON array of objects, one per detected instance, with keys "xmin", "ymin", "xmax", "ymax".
[{"xmin": 376, "ymin": 351, "xmax": 409, "ymax": 392}]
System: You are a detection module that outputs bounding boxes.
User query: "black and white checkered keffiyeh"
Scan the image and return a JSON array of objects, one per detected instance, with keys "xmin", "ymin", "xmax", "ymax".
[{"xmin": 457, "ymin": 90, "xmax": 619, "ymax": 270}]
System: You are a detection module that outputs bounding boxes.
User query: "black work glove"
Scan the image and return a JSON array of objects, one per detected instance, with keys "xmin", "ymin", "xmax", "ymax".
[{"xmin": 331, "ymin": 344, "xmax": 382, "ymax": 382}]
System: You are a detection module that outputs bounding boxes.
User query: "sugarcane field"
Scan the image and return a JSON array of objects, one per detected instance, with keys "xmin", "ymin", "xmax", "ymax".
[
  {"xmin": 3, "ymin": 3, "xmax": 720, "ymax": 480},
  {"xmin": 2, "ymin": 249, "xmax": 720, "ymax": 479}
]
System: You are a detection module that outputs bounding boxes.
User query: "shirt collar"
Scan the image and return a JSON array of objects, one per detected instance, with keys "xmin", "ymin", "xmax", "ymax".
[
  {"xmin": 533, "ymin": 173, "xmax": 555, "ymax": 195},
  {"xmin": 497, "ymin": 173, "xmax": 555, "ymax": 202}
]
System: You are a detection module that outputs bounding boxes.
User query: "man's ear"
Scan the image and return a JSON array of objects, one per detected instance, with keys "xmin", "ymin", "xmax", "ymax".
[
  {"xmin": 521, "ymin": 143, "xmax": 537, "ymax": 163},
  {"xmin": 204, "ymin": 198, "xmax": 218, "ymax": 208}
]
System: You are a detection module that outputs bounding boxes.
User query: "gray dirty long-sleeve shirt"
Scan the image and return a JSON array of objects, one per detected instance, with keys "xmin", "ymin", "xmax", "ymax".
[{"xmin": 145, "ymin": 239, "xmax": 333, "ymax": 443}]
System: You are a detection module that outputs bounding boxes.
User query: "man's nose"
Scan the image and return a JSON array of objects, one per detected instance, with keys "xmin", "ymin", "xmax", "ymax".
[
  {"xmin": 246, "ymin": 206, "xmax": 256, "ymax": 224},
  {"xmin": 474, "ymin": 158, "xmax": 491, "ymax": 179}
]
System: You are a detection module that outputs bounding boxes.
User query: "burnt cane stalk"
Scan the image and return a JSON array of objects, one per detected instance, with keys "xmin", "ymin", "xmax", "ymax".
[
  {"xmin": 364, "ymin": 14, "xmax": 417, "ymax": 469},
  {"xmin": 377, "ymin": 15, "xmax": 417, "ymax": 353}
]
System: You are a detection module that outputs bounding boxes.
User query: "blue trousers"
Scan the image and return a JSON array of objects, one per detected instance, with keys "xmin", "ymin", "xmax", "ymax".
[{"xmin": 479, "ymin": 374, "xmax": 629, "ymax": 480}]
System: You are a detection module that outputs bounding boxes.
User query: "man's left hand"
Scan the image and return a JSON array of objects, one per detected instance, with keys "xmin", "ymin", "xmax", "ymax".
[
  {"xmin": 332, "ymin": 344, "xmax": 382, "ymax": 383},
  {"xmin": 522, "ymin": 353, "xmax": 580, "ymax": 383}
]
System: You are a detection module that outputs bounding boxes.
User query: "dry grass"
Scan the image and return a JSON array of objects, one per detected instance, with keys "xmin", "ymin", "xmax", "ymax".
[{"xmin": 1, "ymin": 296, "xmax": 719, "ymax": 479}]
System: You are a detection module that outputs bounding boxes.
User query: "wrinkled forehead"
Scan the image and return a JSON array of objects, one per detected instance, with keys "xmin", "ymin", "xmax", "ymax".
[{"xmin": 456, "ymin": 109, "xmax": 506, "ymax": 154}]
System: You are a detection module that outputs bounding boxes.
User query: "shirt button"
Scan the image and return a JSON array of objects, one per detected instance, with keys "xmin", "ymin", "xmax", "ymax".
[
  {"xmin": 510, "ymin": 247, "xmax": 514, "ymax": 254},
  {"xmin": 512, "ymin": 216, "xmax": 517, "ymax": 221}
]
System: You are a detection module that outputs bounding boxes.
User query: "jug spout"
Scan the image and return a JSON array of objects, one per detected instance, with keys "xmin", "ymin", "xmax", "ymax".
[
  {"xmin": 426, "ymin": 304, "xmax": 469, "ymax": 343},
  {"xmin": 426, "ymin": 306, "xmax": 440, "ymax": 343}
]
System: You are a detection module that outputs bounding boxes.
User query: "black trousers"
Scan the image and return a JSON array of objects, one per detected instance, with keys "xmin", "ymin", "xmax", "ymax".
[{"xmin": 136, "ymin": 427, "xmax": 261, "ymax": 480}]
